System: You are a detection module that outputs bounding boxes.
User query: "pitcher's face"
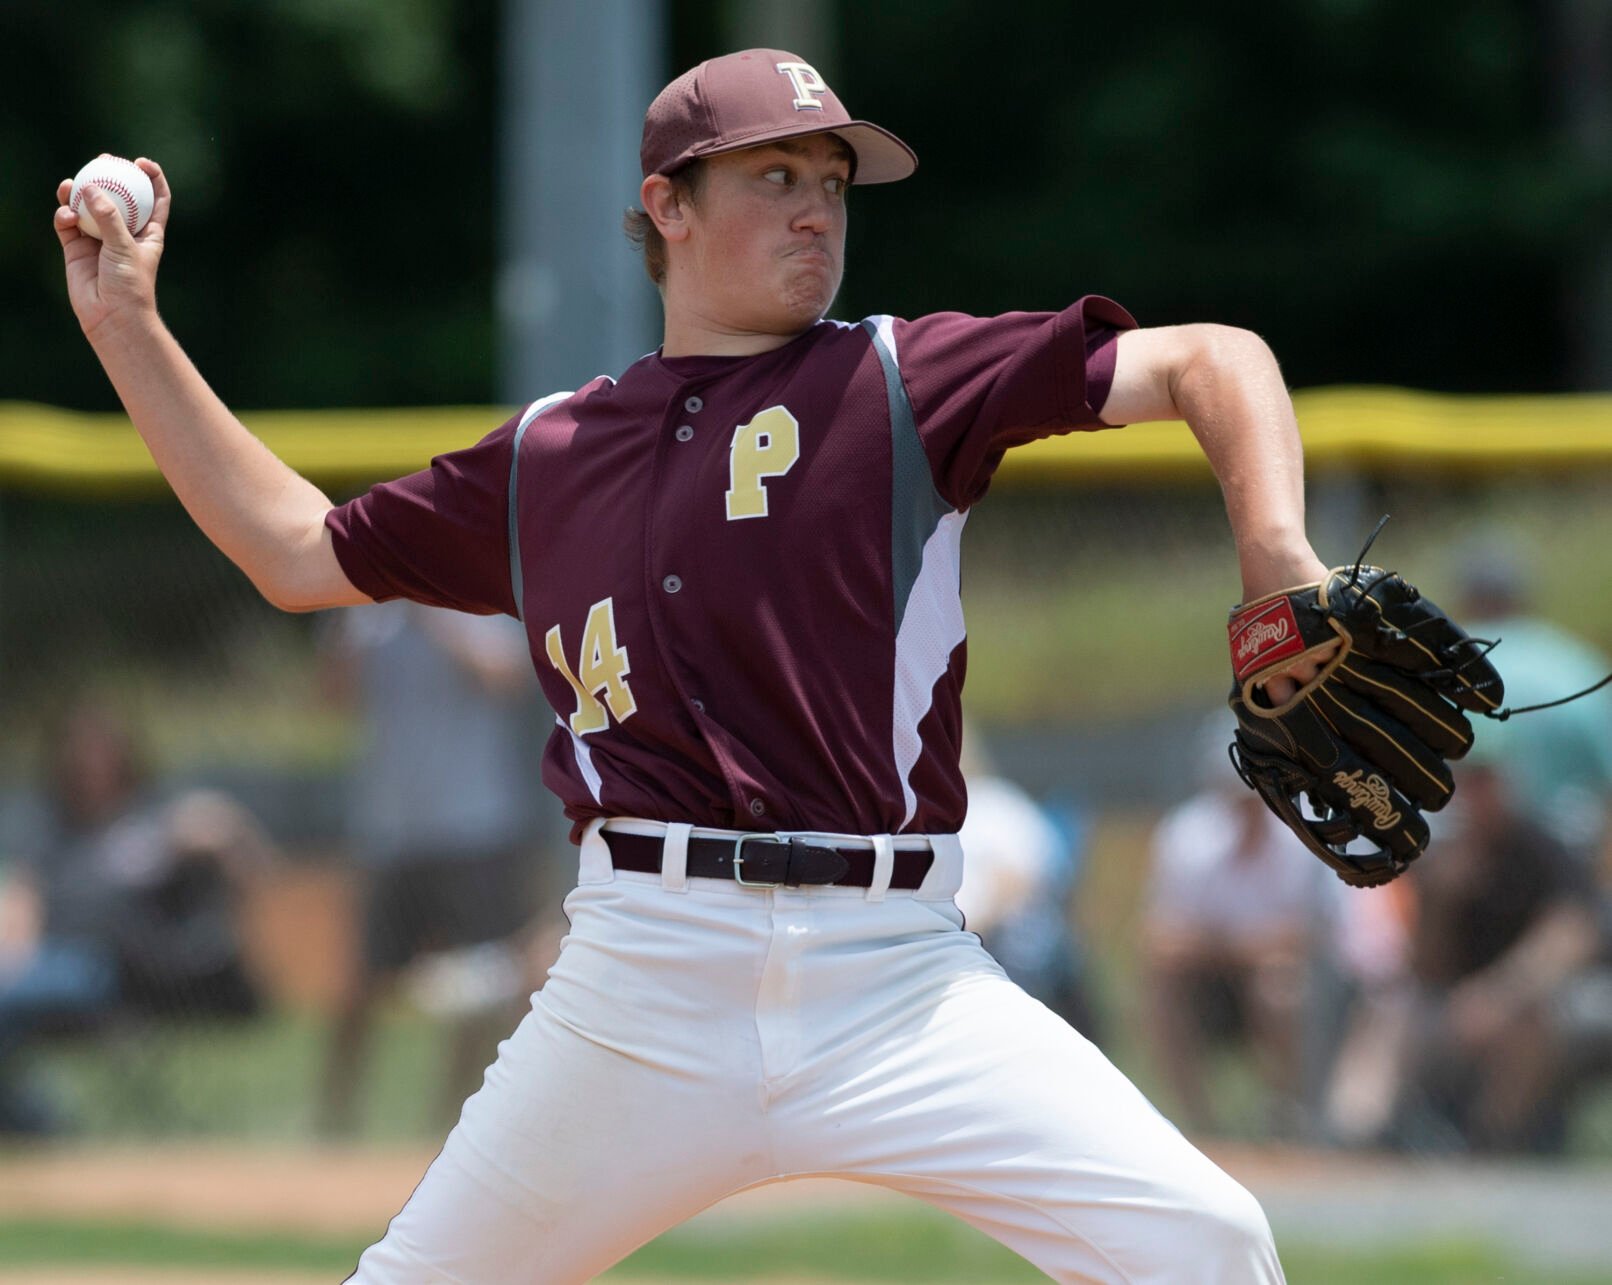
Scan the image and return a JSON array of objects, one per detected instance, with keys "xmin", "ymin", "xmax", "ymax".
[{"xmin": 680, "ymin": 134, "xmax": 852, "ymax": 335}]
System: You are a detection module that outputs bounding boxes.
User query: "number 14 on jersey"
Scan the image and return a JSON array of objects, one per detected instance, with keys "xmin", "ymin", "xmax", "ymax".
[{"xmin": 546, "ymin": 597, "xmax": 637, "ymax": 735}]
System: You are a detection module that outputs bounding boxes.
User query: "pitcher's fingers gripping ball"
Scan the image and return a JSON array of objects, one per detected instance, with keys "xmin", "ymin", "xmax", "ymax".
[
  {"xmin": 1227, "ymin": 561, "xmax": 1503, "ymax": 887},
  {"xmin": 68, "ymin": 154, "xmax": 154, "ymax": 239}
]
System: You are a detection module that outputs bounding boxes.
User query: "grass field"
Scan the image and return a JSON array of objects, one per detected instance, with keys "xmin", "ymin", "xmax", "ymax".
[{"xmin": 2, "ymin": 1207, "xmax": 1607, "ymax": 1285}]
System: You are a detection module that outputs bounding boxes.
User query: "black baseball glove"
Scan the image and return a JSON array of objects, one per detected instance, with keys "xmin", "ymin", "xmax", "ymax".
[{"xmin": 1226, "ymin": 563, "xmax": 1503, "ymax": 888}]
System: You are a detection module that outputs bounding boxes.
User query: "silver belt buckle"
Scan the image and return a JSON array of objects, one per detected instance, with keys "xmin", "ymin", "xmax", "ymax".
[{"xmin": 731, "ymin": 832, "xmax": 784, "ymax": 888}]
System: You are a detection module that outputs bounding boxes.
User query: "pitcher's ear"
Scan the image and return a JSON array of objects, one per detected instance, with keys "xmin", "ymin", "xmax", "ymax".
[{"xmin": 641, "ymin": 174, "xmax": 692, "ymax": 244}]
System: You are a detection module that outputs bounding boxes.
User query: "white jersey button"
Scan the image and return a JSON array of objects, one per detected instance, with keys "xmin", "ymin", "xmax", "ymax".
[
  {"xmin": 675, "ymin": 425, "xmax": 694, "ymax": 441},
  {"xmin": 683, "ymin": 395, "xmax": 704, "ymax": 413},
  {"xmin": 662, "ymin": 574, "xmax": 683, "ymax": 594},
  {"xmin": 749, "ymin": 798, "xmax": 766, "ymax": 817},
  {"xmin": 690, "ymin": 698, "xmax": 705, "ymax": 713}
]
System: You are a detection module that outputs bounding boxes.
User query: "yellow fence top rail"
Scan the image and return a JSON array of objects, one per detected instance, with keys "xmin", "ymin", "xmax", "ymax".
[
  {"xmin": 0, "ymin": 402, "xmax": 516, "ymax": 494},
  {"xmin": 4, "ymin": 387, "xmax": 1612, "ymax": 493},
  {"xmin": 1006, "ymin": 386, "xmax": 1612, "ymax": 483}
]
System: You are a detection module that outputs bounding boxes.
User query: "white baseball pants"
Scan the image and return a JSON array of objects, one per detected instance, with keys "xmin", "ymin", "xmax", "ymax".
[{"xmin": 348, "ymin": 819, "xmax": 1283, "ymax": 1283}]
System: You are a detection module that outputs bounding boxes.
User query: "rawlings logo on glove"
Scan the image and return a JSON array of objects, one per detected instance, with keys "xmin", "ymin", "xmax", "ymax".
[
  {"xmin": 1230, "ymin": 600, "xmax": 1302, "ymax": 677},
  {"xmin": 1330, "ymin": 769, "xmax": 1402, "ymax": 830}
]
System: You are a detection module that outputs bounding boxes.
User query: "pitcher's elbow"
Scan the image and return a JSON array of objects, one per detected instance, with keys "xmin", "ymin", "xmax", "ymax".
[{"xmin": 255, "ymin": 571, "xmax": 343, "ymax": 614}]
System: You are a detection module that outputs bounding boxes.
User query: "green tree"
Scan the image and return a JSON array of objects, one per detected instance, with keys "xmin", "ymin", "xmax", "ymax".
[{"xmin": 5, "ymin": 0, "xmax": 1605, "ymax": 411}]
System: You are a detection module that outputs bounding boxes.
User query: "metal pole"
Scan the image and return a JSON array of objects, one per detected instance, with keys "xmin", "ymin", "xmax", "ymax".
[{"xmin": 498, "ymin": 0, "xmax": 665, "ymax": 403}]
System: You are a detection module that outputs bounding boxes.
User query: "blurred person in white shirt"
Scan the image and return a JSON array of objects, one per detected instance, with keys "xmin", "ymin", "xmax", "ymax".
[
  {"xmin": 1143, "ymin": 716, "xmax": 1330, "ymax": 1137},
  {"xmin": 957, "ymin": 732, "xmax": 1100, "ymax": 1038}
]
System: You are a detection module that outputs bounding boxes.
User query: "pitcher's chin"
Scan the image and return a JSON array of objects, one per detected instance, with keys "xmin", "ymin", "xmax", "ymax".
[{"xmin": 780, "ymin": 272, "xmax": 840, "ymax": 327}]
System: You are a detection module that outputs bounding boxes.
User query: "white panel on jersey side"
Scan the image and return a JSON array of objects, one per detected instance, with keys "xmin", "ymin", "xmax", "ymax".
[
  {"xmin": 560, "ymin": 715, "xmax": 605, "ymax": 804},
  {"xmin": 891, "ymin": 509, "xmax": 968, "ymax": 830}
]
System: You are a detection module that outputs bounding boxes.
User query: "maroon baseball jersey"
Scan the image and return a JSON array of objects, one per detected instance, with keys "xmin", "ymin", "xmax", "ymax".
[{"xmin": 328, "ymin": 298, "xmax": 1136, "ymax": 839}]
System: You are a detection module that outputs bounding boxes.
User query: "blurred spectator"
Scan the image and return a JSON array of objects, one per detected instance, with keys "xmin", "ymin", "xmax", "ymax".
[
  {"xmin": 1142, "ymin": 720, "xmax": 1330, "ymax": 1138},
  {"xmin": 0, "ymin": 698, "xmax": 271, "ymax": 1133},
  {"xmin": 957, "ymin": 737, "xmax": 1100, "ymax": 1038},
  {"xmin": 318, "ymin": 603, "xmax": 546, "ymax": 1137},
  {"xmin": 1324, "ymin": 748, "xmax": 1602, "ymax": 1154},
  {"xmin": 1454, "ymin": 541, "xmax": 1612, "ymax": 866},
  {"xmin": 1316, "ymin": 877, "xmax": 1416, "ymax": 1143}
]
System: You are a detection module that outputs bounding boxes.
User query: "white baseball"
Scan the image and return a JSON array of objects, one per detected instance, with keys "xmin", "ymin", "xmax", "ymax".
[{"xmin": 68, "ymin": 154, "xmax": 155, "ymax": 240}]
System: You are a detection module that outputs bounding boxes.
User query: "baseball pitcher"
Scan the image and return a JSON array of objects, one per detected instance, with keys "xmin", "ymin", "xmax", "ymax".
[{"xmin": 59, "ymin": 45, "xmax": 1480, "ymax": 1284}]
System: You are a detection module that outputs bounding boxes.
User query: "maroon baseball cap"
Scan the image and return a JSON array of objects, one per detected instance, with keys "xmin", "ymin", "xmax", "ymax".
[{"xmin": 641, "ymin": 49, "xmax": 917, "ymax": 185}]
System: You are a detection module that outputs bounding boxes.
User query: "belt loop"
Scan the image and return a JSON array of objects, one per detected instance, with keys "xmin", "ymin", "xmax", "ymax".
[
  {"xmin": 865, "ymin": 834, "xmax": 895, "ymax": 903},
  {"xmin": 661, "ymin": 822, "xmax": 692, "ymax": 893},
  {"xmin": 918, "ymin": 833, "xmax": 963, "ymax": 899},
  {"xmin": 578, "ymin": 819, "xmax": 615, "ymax": 885}
]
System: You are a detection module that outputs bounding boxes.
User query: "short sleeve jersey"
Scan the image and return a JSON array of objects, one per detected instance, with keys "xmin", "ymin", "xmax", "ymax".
[{"xmin": 327, "ymin": 297, "xmax": 1137, "ymax": 840}]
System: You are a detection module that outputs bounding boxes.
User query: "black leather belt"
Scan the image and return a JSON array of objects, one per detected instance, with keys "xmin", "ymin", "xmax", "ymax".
[{"xmin": 603, "ymin": 829, "xmax": 933, "ymax": 890}]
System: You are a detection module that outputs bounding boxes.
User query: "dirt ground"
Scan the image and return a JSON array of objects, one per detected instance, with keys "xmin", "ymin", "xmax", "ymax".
[
  {"xmin": 5, "ymin": 1140, "xmax": 1612, "ymax": 1282},
  {"xmin": 4, "ymin": 1274, "xmax": 333, "ymax": 1285},
  {"xmin": 0, "ymin": 1142, "xmax": 901, "ymax": 1283},
  {"xmin": 0, "ymin": 1141, "xmax": 953, "ymax": 1236},
  {"xmin": 0, "ymin": 1140, "xmax": 1356, "ymax": 1239},
  {"xmin": 3, "ymin": 1273, "xmax": 852, "ymax": 1285},
  {"xmin": 0, "ymin": 1142, "xmax": 439, "ymax": 1239}
]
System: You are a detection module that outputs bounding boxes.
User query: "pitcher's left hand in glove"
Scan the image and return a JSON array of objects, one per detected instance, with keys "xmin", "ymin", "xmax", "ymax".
[{"xmin": 1227, "ymin": 564, "xmax": 1503, "ymax": 888}]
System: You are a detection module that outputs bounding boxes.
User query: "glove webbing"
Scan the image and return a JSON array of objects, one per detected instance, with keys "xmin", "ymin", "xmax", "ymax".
[{"xmin": 1340, "ymin": 514, "xmax": 1611, "ymax": 723}]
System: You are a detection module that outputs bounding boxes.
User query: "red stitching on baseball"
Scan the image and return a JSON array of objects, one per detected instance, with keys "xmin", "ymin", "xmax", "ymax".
[{"xmin": 73, "ymin": 176, "xmax": 140, "ymax": 233}]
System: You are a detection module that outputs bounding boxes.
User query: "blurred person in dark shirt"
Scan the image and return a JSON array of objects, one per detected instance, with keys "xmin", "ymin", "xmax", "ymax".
[
  {"xmin": 0, "ymin": 698, "xmax": 271, "ymax": 1132},
  {"xmin": 1406, "ymin": 756, "xmax": 1601, "ymax": 1151},
  {"xmin": 1328, "ymin": 745, "xmax": 1601, "ymax": 1153}
]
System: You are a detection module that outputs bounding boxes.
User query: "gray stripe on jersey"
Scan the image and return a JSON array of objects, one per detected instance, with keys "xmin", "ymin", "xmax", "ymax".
[
  {"xmin": 507, "ymin": 391, "xmax": 574, "ymax": 621},
  {"xmin": 860, "ymin": 317, "xmax": 952, "ymax": 629}
]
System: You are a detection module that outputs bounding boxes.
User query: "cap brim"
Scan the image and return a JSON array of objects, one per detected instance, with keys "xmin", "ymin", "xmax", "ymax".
[{"xmin": 691, "ymin": 119, "xmax": 917, "ymax": 185}]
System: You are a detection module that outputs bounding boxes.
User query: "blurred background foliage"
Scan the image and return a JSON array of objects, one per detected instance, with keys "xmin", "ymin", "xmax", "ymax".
[
  {"xmin": 4, "ymin": 0, "xmax": 500, "ymax": 409},
  {"xmin": 4, "ymin": 0, "xmax": 1610, "ymax": 413}
]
